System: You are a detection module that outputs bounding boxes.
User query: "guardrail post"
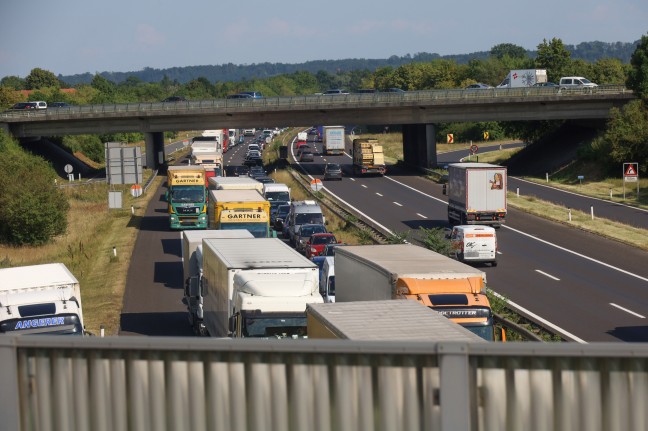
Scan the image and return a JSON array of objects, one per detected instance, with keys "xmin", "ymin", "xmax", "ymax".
[{"xmin": 438, "ymin": 342, "xmax": 471, "ymax": 431}]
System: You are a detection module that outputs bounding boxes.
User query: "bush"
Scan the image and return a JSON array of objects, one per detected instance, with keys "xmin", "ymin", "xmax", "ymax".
[{"xmin": 0, "ymin": 131, "xmax": 69, "ymax": 245}]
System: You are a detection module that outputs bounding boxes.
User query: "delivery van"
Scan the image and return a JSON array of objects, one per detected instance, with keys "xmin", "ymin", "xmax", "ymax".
[{"xmin": 450, "ymin": 225, "xmax": 497, "ymax": 266}]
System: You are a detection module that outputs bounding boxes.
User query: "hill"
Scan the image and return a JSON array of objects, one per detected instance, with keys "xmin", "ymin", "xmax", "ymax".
[{"xmin": 58, "ymin": 40, "xmax": 640, "ymax": 86}]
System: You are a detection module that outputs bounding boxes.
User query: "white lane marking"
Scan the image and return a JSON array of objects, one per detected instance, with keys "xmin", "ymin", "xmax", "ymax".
[
  {"xmin": 511, "ymin": 177, "xmax": 648, "ymax": 214},
  {"xmin": 489, "ymin": 290, "xmax": 587, "ymax": 343},
  {"xmin": 416, "ymin": 213, "xmax": 428, "ymax": 219},
  {"xmin": 361, "ymin": 184, "xmax": 367, "ymax": 189},
  {"xmin": 496, "ymin": 251, "xmax": 503, "ymax": 255},
  {"xmin": 376, "ymin": 193, "xmax": 383, "ymax": 197},
  {"xmin": 610, "ymin": 303, "xmax": 646, "ymax": 318},
  {"xmin": 393, "ymin": 202, "xmax": 403, "ymax": 207},
  {"xmin": 535, "ymin": 270, "xmax": 560, "ymax": 281},
  {"xmin": 504, "ymin": 225, "xmax": 648, "ymax": 283},
  {"xmin": 349, "ymin": 178, "xmax": 356, "ymax": 182}
]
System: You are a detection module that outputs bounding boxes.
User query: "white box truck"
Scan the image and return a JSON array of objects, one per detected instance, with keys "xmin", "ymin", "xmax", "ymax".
[
  {"xmin": 181, "ymin": 230, "xmax": 254, "ymax": 335},
  {"xmin": 322, "ymin": 125, "xmax": 345, "ymax": 155},
  {"xmin": 0, "ymin": 263, "xmax": 85, "ymax": 335},
  {"xmin": 201, "ymin": 238, "xmax": 323, "ymax": 338},
  {"xmin": 496, "ymin": 69, "xmax": 547, "ymax": 88},
  {"xmin": 444, "ymin": 163, "xmax": 507, "ymax": 227},
  {"xmin": 334, "ymin": 244, "xmax": 498, "ymax": 341}
]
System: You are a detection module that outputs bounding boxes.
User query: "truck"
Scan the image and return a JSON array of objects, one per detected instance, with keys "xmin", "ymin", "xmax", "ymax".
[
  {"xmin": 191, "ymin": 135, "xmax": 224, "ymax": 180},
  {"xmin": 207, "ymin": 176, "xmax": 263, "ymax": 193},
  {"xmin": 334, "ymin": 244, "xmax": 498, "ymax": 341},
  {"xmin": 496, "ymin": 69, "xmax": 547, "ymax": 88},
  {"xmin": 166, "ymin": 165, "xmax": 208, "ymax": 229},
  {"xmin": 444, "ymin": 162, "xmax": 507, "ymax": 227},
  {"xmin": 352, "ymin": 138, "xmax": 386, "ymax": 176},
  {"xmin": 0, "ymin": 263, "xmax": 85, "ymax": 335},
  {"xmin": 207, "ymin": 189, "xmax": 274, "ymax": 238},
  {"xmin": 297, "ymin": 131, "xmax": 308, "ymax": 144},
  {"xmin": 307, "ymin": 300, "xmax": 485, "ymax": 342},
  {"xmin": 322, "ymin": 125, "xmax": 345, "ymax": 155},
  {"xmin": 201, "ymin": 237, "xmax": 323, "ymax": 338},
  {"xmin": 181, "ymin": 230, "xmax": 254, "ymax": 335}
]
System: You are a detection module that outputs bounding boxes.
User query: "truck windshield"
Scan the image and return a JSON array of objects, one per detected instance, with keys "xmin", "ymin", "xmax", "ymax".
[
  {"xmin": 242, "ymin": 314, "xmax": 308, "ymax": 338},
  {"xmin": 462, "ymin": 324, "xmax": 494, "ymax": 342},
  {"xmin": 265, "ymin": 191, "xmax": 290, "ymax": 202},
  {"xmin": 221, "ymin": 223, "xmax": 268, "ymax": 238},
  {"xmin": 170, "ymin": 186, "xmax": 204, "ymax": 203}
]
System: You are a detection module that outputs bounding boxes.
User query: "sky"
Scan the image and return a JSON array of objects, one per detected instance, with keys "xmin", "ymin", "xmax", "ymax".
[{"xmin": 1, "ymin": 0, "xmax": 646, "ymax": 79}]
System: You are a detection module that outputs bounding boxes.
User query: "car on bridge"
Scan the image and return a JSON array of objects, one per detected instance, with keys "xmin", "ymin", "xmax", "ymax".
[{"xmin": 465, "ymin": 83, "xmax": 493, "ymax": 90}]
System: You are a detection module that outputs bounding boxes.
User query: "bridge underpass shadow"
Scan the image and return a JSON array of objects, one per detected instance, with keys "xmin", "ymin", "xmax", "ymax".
[
  {"xmin": 119, "ymin": 312, "xmax": 194, "ymax": 336},
  {"xmin": 153, "ymin": 261, "xmax": 183, "ymax": 288},
  {"xmin": 607, "ymin": 326, "xmax": 648, "ymax": 342}
]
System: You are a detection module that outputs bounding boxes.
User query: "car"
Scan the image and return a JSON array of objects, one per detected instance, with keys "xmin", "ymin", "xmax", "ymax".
[
  {"xmin": 232, "ymin": 165, "xmax": 249, "ymax": 177},
  {"xmin": 243, "ymin": 155, "xmax": 263, "ymax": 167},
  {"xmin": 299, "ymin": 151, "xmax": 314, "ymax": 162},
  {"xmin": 383, "ymin": 88, "xmax": 406, "ymax": 93},
  {"xmin": 465, "ymin": 83, "xmax": 493, "ymax": 90},
  {"xmin": 256, "ymin": 176, "xmax": 275, "ymax": 184},
  {"xmin": 272, "ymin": 204, "xmax": 291, "ymax": 232},
  {"xmin": 532, "ymin": 82, "xmax": 558, "ymax": 88},
  {"xmin": 305, "ymin": 233, "xmax": 339, "ymax": 259},
  {"xmin": 322, "ymin": 242, "xmax": 347, "ymax": 257},
  {"xmin": 296, "ymin": 144, "xmax": 311, "ymax": 156},
  {"xmin": 294, "ymin": 224, "xmax": 328, "ymax": 254},
  {"xmin": 162, "ymin": 96, "xmax": 186, "ymax": 102},
  {"xmin": 226, "ymin": 93, "xmax": 253, "ymax": 99},
  {"xmin": 246, "ymin": 149, "xmax": 261, "ymax": 158},
  {"xmin": 239, "ymin": 91, "xmax": 263, "ymax": 99},
  {"xmin": 49, "ymin": 102, "xmax": 71, "ymax": 108},
  {"xmin": 323, "ymin": 163, "xmax": 342, "ymax": 181},
  {"xmin": 323, "ymin": 89, "xmax": 349, "ymax": 95},
  {"xmin": 559, "ymin": 76, "xmax": 598, "ymax": 90},
  {"xmin": 355, "ymin": 89, "xmax": 376, "ymax": 94},
  {"xmin": 10, "ymin": 102, "xmax": 38, "ymax": 110}
]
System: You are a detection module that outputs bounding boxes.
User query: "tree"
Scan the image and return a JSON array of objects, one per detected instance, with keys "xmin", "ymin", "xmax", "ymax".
[
  {"xmin": 90, "ymin": 74, "xmax": 116, "ymax": 103},
  {"xmin": 490, "ymin": 43, "xmax": 528, "ymax": 60},
  {"xmin": 535, "ymin": 38, "xmax": 572, "ymax": 83},
  {"xmin": 601, "ymin": 101, "xmax": 648, "ymax": 174},
  {"xmin": 0, "ymin": 76, "xmax": 26, "ymax": 90},
  {"xmin": 0, "ymin": 86, "xmax": 22, "ymax": 109},
  {"xmin": 0, "ymin": 131, "xmax": 69, "ymax": 245},
  {"xmin": 627, "ymin": 34, "xmax": 648, "ymax": 99},
  {"xmin": 25, "ymin": 68, "xmax": 60, "ymax": 90}
]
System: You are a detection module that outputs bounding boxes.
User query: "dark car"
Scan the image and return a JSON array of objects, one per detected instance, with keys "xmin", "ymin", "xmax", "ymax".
[
  {"xmin": 239, "ymin": 91, "xmax": 264, "ymax": 99},
  {"xmin": 355, "ymin": 88, "xmax": 376, "ymax": 94},
  {"xmin": 256, "ymin": 176, "xmax": 275, "ymax": 184},
  {"xmin": 162, "ymin": 96, "xmax": 187, "ymax": 102},
  {"xmin": 296, "ymin": 144, "xmax": 311, "ymax": 156},
  {"xmin": 226, "ymin": 93, "xmax": 253, "ymax": 99},
  {"xmin": 299, "ymin": 151, "xmax": 314, "ymax": 162},
  {"xmin": 322, "ymin": 243, "xmax": 347, "ymax": 256},
  {"xmin": 243, "ymin": 155, "xmax": 263, "ymax": 167},
  {"xmin": 465, "ymin": 83, "xmax": 493, "ymax": 90},
  {"xmin": 532, "ymin": 82, "xmax": 559, "ymax": 87},
  {"xmin": 384, "ymin": 88, "xmax": 406, "ymax": 93},
  {"xmin": 295, "ymin": 224, "xmax": 328, "ymax": 254},
  {"xmin": 323, "ymin": 163, "xmax": 342, "ymax": 180},
  {"xmin": 272, "ymin": 204, "xmax": 291, "ymax": 231},
  {"xmin": 324, "ymin": 89, "xmax": 349, "ymax": 95},
  {"xmin": 232, "ymin": 165, "xmax": 250, "ymax": 177},
  {"xmin": 10, "ymin": 102, "xmax": 38, "ymax": 110},
  {"xmin": 50, "ymin": 102, "xmax": 71, "ymax": 108}
]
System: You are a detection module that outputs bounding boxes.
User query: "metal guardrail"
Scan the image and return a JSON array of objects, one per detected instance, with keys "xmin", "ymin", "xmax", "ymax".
[
  {"xmin": 0, "ymin": 85, "xmax": 631, "ymax": 120},
  {"xmin": 1, "ymin": 335, "xmax": 647, "ymax": 431}
]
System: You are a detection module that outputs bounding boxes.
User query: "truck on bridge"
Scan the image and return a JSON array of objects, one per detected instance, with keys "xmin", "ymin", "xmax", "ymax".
[{"xmin": 496, "ymin": 69, "xmax": 547, "ymax": 88}]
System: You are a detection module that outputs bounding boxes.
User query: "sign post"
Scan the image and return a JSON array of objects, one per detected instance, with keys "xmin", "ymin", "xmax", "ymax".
[
  {"xmin": 623, "ymin": 162, "xmax": 639, "ymax": 200},
  {"xmin": 310, "ymin": 179, "xmax": 323, "ymax": 192}
]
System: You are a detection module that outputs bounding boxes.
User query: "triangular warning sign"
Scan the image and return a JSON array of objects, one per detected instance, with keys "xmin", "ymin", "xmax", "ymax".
[{"xmin": 625, "ymin": 165, "xmax": 637, "ymax": 176}]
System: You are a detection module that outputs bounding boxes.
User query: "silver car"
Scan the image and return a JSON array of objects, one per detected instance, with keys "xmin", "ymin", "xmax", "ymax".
[{"xmin": 324, "ymin": 163, "xmax": 342, "ymax": 180}]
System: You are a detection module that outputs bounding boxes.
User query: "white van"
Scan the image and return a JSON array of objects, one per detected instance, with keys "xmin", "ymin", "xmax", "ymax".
[
  {"xmin": 319, "ymin": 257, "xmax": 335, "ymax": 303},
  {"xmin": 558, "ymin": 76, "xmax": 597, "ymax": 90},
  {"xmin": 450, "ymin": 225, "xmax": 497, "ymax": 266}
]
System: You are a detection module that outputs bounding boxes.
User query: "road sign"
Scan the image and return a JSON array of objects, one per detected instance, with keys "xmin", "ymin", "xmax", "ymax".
[
  {"xmin": 130, "ymin": 184, "xmax": 143, "ymax": 198},
  {"xmin": 310, "ymin": 179, "xmax": 323, "ymax": 192},
  {"xmin": 64, "ymin": 164, "xmax": 73, "ymax": 174},
  {"xmin": 446, "ymin": 134, "xmax": 454, "ymax": 144},
  {"xmin": 483, "ymin": 131, "xmax": 489, "ymax": 140},
  {"xmin": 182, "ymin": 140, "xmax": 189, "ymax": 147},
  {"xmin": 470, "ymin": 144, "xmax": 479, "ymax": 154}
]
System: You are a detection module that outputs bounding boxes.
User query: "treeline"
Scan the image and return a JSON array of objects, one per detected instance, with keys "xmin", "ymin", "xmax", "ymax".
[{"xmin": 54, "ymin": 40, "xmax": 639, "ymax": 86}]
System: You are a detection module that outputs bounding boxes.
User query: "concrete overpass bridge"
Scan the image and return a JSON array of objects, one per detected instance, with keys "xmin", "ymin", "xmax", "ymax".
[{"xmin": 0, "ymin": 86, "xmax": 634, "ymax": 169}]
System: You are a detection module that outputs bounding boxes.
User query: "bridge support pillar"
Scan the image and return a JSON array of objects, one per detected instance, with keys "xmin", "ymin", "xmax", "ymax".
[
  {"xmin": 402, "ymin": 124, "xmax": 437, "ymax": 169},
  {"xmin": 144, "ymin": 132, "xmax": 165, "ymax": 169}
]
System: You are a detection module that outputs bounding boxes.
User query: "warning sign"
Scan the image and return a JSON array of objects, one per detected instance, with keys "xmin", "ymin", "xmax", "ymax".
[
  {"xmin": 483, "ymin": 131, "xmax": 489, "ymax": 140},
  {"xmin": 623, "ymin": 162, "xmax": 638, "ymax": 182},
  {"xmin": 447, "ymin": 134, "xmax": 454, "ymax": 144}
]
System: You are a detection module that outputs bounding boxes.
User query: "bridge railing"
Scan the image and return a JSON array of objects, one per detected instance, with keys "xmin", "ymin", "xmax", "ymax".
[{"xmin": 0, "ymin": 85, "xmax": 630, "ymax": 120}]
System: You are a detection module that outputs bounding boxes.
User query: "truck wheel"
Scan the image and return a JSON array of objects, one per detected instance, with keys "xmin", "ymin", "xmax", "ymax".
[{"xmin": 491, "ymin": 260, "xmax": 498, "ymax": 267}]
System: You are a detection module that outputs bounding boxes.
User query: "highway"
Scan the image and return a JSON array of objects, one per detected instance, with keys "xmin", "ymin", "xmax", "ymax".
[
  {"xmin": 294, "ymin": 134, "xmax": 648, "ymax": 343},
  {"xmin": 119, "ymin": 130, "xmax": 648, "ymax": 342}
]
